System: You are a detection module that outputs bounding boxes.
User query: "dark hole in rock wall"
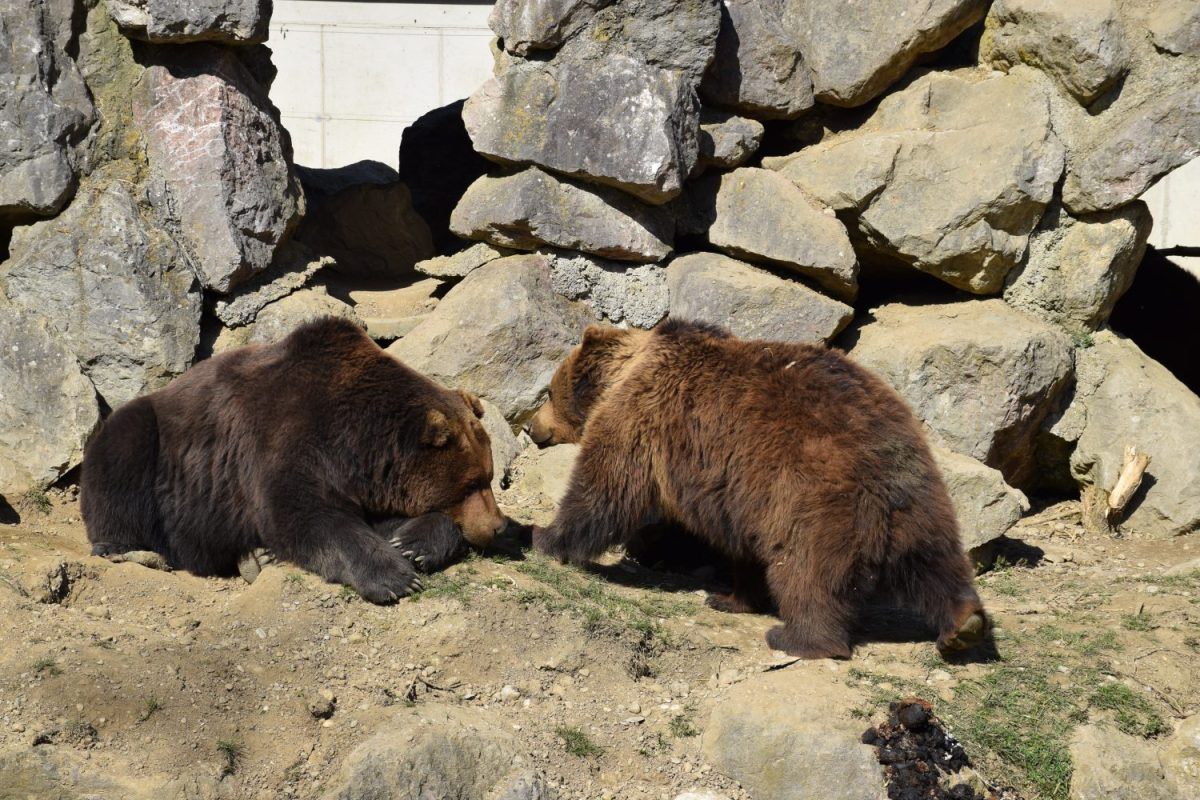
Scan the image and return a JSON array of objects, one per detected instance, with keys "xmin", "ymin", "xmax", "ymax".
[
  {"xmin": 916, "ymin": 16, "xmax": 988, "ymax": 73},
  {"xmin": 399, "ymin": 99, "xmax": 493, "ymax": 254},
  {"xmin": 1109, "ymin": 247, "xmax": 1200, "ymax": 394},
  {"xmin": 0, "ymin": 496, "xmax": 19, "ymax": 525},
  {"xmin": 1, "ymin": 224, "xmax": 11, "ymax": 263}
]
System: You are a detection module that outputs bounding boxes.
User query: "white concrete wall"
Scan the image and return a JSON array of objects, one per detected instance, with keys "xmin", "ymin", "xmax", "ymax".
[
  {"xmin": 1143, "ymin": 156, "xmax": 1200, "ymax": 277},
  {"xmin": 269, "ymin": 1, "xmax": 495, "ymax": 169}
]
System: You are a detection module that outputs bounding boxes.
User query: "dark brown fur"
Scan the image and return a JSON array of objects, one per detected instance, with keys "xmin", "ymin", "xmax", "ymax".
[
  {"xmin": 529, "ymin": 319, "xmax": 989, "ymax": 659},
  {"xmin": 81, "ymin": 317, "xmax": 505, "ymax": 602}
]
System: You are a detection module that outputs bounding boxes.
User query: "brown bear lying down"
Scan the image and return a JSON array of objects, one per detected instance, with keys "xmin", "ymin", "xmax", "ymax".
[
  {"xmin": 528, "ymin": 319, "xmax": 989, "ymax": 659},
  {"xmin": 81, "ymin": 317, "xmax": 505, "ymax": 602}
]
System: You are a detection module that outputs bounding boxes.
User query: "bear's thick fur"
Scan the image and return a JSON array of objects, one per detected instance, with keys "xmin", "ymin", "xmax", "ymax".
[
  {"xmin": 529, "ymin": 319, "xmax": 989, "ymax": 659},
  {"xmin": 82, "ymin": 317, "xmax": 505, "ymax": 602}
]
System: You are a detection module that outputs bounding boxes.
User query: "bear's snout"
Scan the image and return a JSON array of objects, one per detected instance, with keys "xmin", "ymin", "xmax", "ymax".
[
  {"xmin": 527, "ymin": 401, "xmax": 576, "ymax": 446},
  {"xmin": 455, "ymin": 486, "xmax": 506, "ymax": 548}
]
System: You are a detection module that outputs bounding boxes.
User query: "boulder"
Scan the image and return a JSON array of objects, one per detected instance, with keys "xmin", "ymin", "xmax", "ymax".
[
  {"xmin": 463, "ymin": 53, "xmax": 699, "ymax": 204},
  {"xmin": 0, "ymin": 307, "xmax": 99, "ymax": 501},
  {"xmin": 666, "ymin": 252, "xmax": 853, "ymax": 344},
  {"xmin": 696, "ymin": 109, "xmax": 765, "ymax": 173},
  {"xmin": 106, "ymin": 0, "xmax": 270, "ymax": 44},
  {"xmin": 702, "ymin": 672, "xmax": 886, "ymax": 800},
  {"xmin": 133, "ymin": 46, "xmax": 304, "ymax": 293},
  {"xmin": 489, "ymin": 0, "xmax": 615, "ymax": 56},
  {"xmin": 549, "ymin": 253, "xmax": 668, "ymax": 329},
  {"xmin": 388, "ymin": 254, "xmax": 598, "ymax": 423},
  {"xmin": 1146, "ymin": 1, "xmax": 1200, "ymax": 56},
  {"xmin": 294, "ymin": 160, "xmax": 434, "ymax": 280},
  {"xmin": 698, "ymin": 0, "xmax": 813, "ymax": 119},
  {"xmin": 848, "ymin": 300, "xmax": 1074, "ymax": 488},
  {"xmin": 1061, "ymin": 85, "xmax": 1200, "ymax": 214},
  {"xmin": 704, "ymin": 168, "xmax": 858, "ymax": 300},
  {"xmin": 782, "ymin": 0, "xmax": 988, "ymax": 107},
  {"xmin": 213, "ymin": 241, "xmax": 332, "ymax": 328},
  {"xmin": 498, "ymin": 444, "xmax": 581, "ymax": 525},
  {"xmin": 213, "ymin": 286, "xmax": 363, "ymax": 353},
  {"xmin": 479, "ymin": 399, "xmax": 529, "ymax": 495},
  {"xmin": 1162, "ymin": 715, "xmax": 1200, "ymax": 795},
  {"xmin": 981, "ymin": 0, "xmax": 1128, "ymax": 105},
  {"xmin": 398, "ymin": 100, "xmax": 493, "ymax": 253},
  {"xmin": 1054, "ymin": 332, "xmax": 1200, "ymax": 538},
  {"xmin": 766, "ymin": 68, "xmax": 1064, "ymax": 295},
  {"xmin": 416, "ymin": 242, "xmax": 514, "ymax": 279},
  {"xmin": 450, "ymin": 169, "xmax": 674, "ymax": 263},
  {"xmin": 1, "ymin": 173, "xmax": 201, "ymax": 409},
  {"xmin": 0, "ymin": 0, "xmax": 95, "ymax": 221},
  {"xmin": 324, "ymin": 705, "xmax": 540, "ymax": 800},
  {"xmin": 1003, "ymin": 202, "xmax": 1151, "ymax": 333},
  {"xmin": 0, "ymin": 746, "xmax": 139, "ymax": 800},
  {"xmin": 931, "ymin": 447, "xmax": 1028, "ymax": 556},
  {"xmin": 1069, "ymin": 725, "xmax": 1174, "ymax": 800}
]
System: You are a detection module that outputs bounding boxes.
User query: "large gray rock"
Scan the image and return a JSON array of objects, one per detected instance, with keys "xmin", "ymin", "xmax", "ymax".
[
  {"xmin": 1, "ymin": 173, "xmax": 201, "ymax": 409},
  {"xmin": 698, "ymin": 0, "xmax": 813, "ymax": 120},
  {"xmin": 463, "ymin": 53, "xmax": 699, "ymax": 204},
  {"xmin": 849, "ymin": 300, "xmax": 1074, "ymax": 488},
  {"xmin": 388, "ymin": 254, "xmax": 598, "ymax": 423},
  {"xmin": 133, "ymin": 46, "xmax": 304, "ymax": 293},
  {"xmin": 782, "ymin": 0, "xmax": 988, "ymax": 107},
  {"xmin": 450, "ymin": 169, "xmax": 674, "ymax": 263},
  {"xmin": 1004, "ymin": 202, "xmax": 1151, "ymax": 333},
  {"xmin": 982, "ymin": 0, "xmax": 1128, "ymax": 105},
  {"xmin": 695, "ymin": 109, "xmax": 764, "ymax": 173},
  {"xmin": 0, "ymin": 307, "xmax": 99, "ymax": 501},
  {"xmin": 1069, "ymin": 725, "xmax": 1175, "ymax": 800},
  {"xmin": 0, "ymin": 0, "xmax": 95, "ymax": 221},
  {"xmin": 549, "ymin": 252, "xmax": 668, "ymax": 328},
  {"xmin": 931, "ymin": 447, "xmax": 1028, "ymax": 556},
  {"xmin": 1054, "ymin": 332, "xmax": 1200, "ymax": 538},
  {"xmin": 324, "ymin": 705, "xmax": 541, "ymax": 800},
  {"xmin": 489, "ymin": 0, "xmax": 614, "ymax": 56},
  {"xmin": 666, "ymin": 252, "xmax": 852, "ymax": 344},
  {"xmin": 294, "ymin": 161, "xmax": 434, "ymax": 280},
  {"xmin": 106, "ymin": 0, "xmax": 271, "ymax": 44},
  {"xmin": 1061, "ymin": 85, "xmax": 1200, "ymax": 214},
  {"xmin": 569, "ymin": 0, "xmax": 721, "ymax": 87},
  {"xmin": 705, "ymin": 168, "xmax": 857, "ymax": 300},
  {"xmin": 766, "ymin": 68, "xmax": 1064, "ymax": 295},
  {"xmin": 702, "ymin": 672, "xmax": 886, "ymax": 800},
  {"xmin": 1146, "ymin": 1, "xmax": 1200, "ymax": 56}
]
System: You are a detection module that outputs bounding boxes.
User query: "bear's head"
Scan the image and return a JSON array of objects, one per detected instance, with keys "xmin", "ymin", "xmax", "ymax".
[
  {"xmin": 528, "ymin": 325, "xmax": 647, "ymax": 446},
  {"xmin": 410, "ymin": 389, "xmax": 506, "ymax": 547}
]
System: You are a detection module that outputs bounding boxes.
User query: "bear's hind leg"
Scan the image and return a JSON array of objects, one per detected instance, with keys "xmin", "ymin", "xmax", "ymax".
[
  {"xmin": 763, "ymin": 560, "xmax": 855, "ymax": 659},
  {"xmin": 888, "ymin": 535, "xmax": 991, "ymax": 656},
  {"xmin": 80, "ymin": 397, "xmax": 165, "ymax": 561}
]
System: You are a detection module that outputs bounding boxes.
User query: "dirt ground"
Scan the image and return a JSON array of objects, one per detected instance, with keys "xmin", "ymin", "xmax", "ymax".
[{"xmin": 0, "ymin": 488, "xmax": 1196, "ymax": 800}]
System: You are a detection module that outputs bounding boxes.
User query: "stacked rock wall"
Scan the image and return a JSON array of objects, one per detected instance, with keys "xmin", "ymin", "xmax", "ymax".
[{"xmin": 1, "ymin": 0, "xmax": 1198, "ymax": 545}]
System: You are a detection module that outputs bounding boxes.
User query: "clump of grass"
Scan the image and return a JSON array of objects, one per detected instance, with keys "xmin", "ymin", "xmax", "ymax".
[
  {"xmin": 22, "ymin": 488, "xmax": 52, "ymax": 515},
  {"xmin": 414, "ymin": 563, "xmax": 479, "ymax": 602},
  {"xmin": 1121, "ymin": 612, "xmax": 1156, "ymax": 632},
  {"xmin": 138, "ymin": 696, "xmax": 161, "ymax": 722},
  {"xmin": 284, "ymin": 572, "xmax": 305, "ymax": 587},
  {"xmin": 555, "ymin": 726, "xmax": 603, "ymax": 758},
  {"xmin": 338, "ymin": 584, "xmax": 357, "ymax": 602},
  {"xmin": 1071, "ymin": 331, "xmax": 1095, "ymax": 349},
  {"xmin": 1089, "ymin": 683, "xmax": 1169, "ymax": 738},
  {"xmin": 216, "ymin": 739, "xmax": 244, "ymax": 776},
  {"xmin": 668, "ymin": 711, "xmax": 699, "ymax": 738},
  {"xmin": 32, "ymin": 657, "xmax": 60, "ymax": 677}
]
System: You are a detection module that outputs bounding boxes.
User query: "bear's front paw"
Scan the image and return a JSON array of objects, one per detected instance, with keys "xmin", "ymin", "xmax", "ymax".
[
  {"xmin": 380, "ymin": 513, "xmax": 467, "ymax": 573},
  {"xmin": 349, "ymin": 561, "xmax": 424, "ymax": 604}
]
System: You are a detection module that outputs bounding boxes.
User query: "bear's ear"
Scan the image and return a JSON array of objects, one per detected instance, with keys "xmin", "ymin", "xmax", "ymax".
[
  {"xmin": 421, "ymin": 409, "xmax": 453, "ymax": 447},
  {"xmin": 581, "ymin": 324, "xmax": 617, "ymax": 348},
  {"xmin": 459, "ymin": 389, "xmax": 485, "ymax": 419}
]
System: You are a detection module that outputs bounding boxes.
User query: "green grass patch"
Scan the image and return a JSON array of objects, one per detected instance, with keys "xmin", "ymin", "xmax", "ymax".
[
  {"xmin": 414, "ymin": 563, "xmax": 479, "ymax": 603},
  {"xmin": 1088, "ymin": 683, "xmax": 1169, "ymax": 738},
  {"xmin": 32, "ymin": 657, "xmax": 60, "ymax": 677},
  {"xmin": 555, "ymin": 726, "xmax": 603, "ymax": 759},
  {"xmin": 1120, "ymin": 612, "xmax": 1156, "ymax": 632},
  {"xmin": 22, "ymin": 488, "xmax": 52, "ymax": 515},
  {"xmin": 668, "ymin": 711, "xmax": 699, "ymax": 738},
  {"xmin": 216, "ymin": 739, "xmax": 244, "ymax": 776},
  {"xmin": 138, "ymin": 696, "xmax": 161, "ymax": 722}
]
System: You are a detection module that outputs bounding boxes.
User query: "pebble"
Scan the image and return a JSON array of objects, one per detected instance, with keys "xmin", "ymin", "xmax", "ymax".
[
  {"xmin": 498, "ymin": 685, "xmax": 521, "ymax": 702},
  {"xmin": 84, "ymin": 605, "xmax": 110, "ymax": 620}
]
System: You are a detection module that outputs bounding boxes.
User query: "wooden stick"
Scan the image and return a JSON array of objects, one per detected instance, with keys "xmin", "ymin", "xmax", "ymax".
[{"xmin": 1107, "ymin": 445, "xmax": 1151, "ymax": 517}]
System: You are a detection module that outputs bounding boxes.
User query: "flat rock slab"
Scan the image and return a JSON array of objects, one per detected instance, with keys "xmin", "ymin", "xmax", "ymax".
[
  {"xmin": 213, "ymin": 287, "xmax": 363, "ymax": 353},
  {"xmin": 416, "ymin": 242, "xmax": 514, "ymax": 279},
  {"xmin": 848, "ymin": 299, "xmax": 1073, "ymax": 489},
  {"xmin": 450, "ymin": 168, "xmax": 674, "ymax": 263},
  {"xmin": 134, "ymin": 46, "xmax": 304, "ymax": 293},
  {"xmin": 705, "ymin": 168, "xmax": 857, "ymax": 300},
  {"xmin": 213, "ymin": 241, "xmax": 332, "ymax": 328},
  {"xmin": 1, "ymin": 172, "xmax": 201, "ymax": 409},
  {"xmin": 666, "ymin": 252, "xmax": 852, "ymax": 344},
  {"xmin": 767, "ymin": 68, "xmax": 1064, "ymax": 295},
  {"xmin": 0, "ymin": 307, "xmax": 99, "ymax": 501},
  {"xmin": 107, "ymin": 0, "xmax": 271, "ymax": 44},
  {"xmin": 343, "ymin": 278, "xmax": 442, "ymax": 341},
  {"xmin": 783, "ymin": 0, "xmax": 988, "ymax": 107},
  {"xmin": 388, "ymin": 254, "xmax": 598, "ymax": 423},
  {"xmin": 1057, "ymin": 332, "xmax": 1200, "ymax": 538}
]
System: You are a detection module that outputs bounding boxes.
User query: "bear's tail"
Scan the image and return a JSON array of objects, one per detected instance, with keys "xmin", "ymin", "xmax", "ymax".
[{"xmin": 80, "ymin": 396, "xmax": 164, "ymax": 558}]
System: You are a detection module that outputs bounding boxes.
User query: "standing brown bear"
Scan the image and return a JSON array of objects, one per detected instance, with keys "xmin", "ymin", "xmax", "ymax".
[
  {"xmin": 82, "ymin": 317, "xmax": 505, "ymax": 602},
  {"xmin": 528, "ymin": 319, "xmax": 989, "ymax": 659}
]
